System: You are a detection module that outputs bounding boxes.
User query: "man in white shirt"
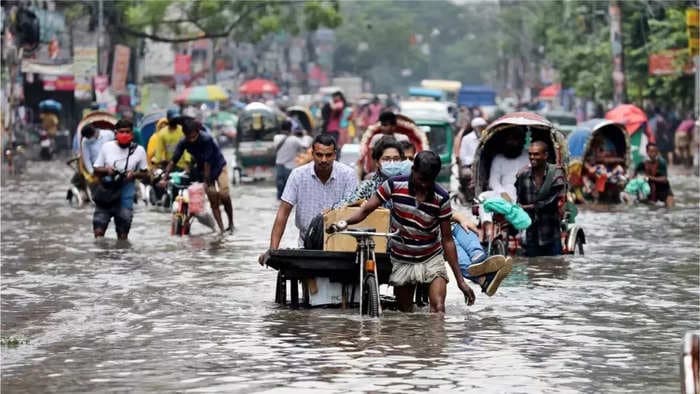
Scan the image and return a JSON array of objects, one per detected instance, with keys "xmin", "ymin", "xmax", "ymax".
[
  {"xmin": 92, "ymin": 120, "xmax": 149, "ymax": 240},
  {"xmin": 478, "ymin": 130, "xmax": 529, "ymax": 238},
  {"xmin": 259, "ymin": 134, "xmax": 358, "ymax": 262},
  {"xmin": 458, "ymin": 117, "xmax": 487, "ymax": 198},
  {"xmin": 274, "ymin": 120, "xmax": 306, "ymax": 200}
]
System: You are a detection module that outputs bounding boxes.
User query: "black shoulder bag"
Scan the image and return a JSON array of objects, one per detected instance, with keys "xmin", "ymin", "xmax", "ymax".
[{"xmin": 91, "ymin": 145, "xmax": 135, "ymax": 208}]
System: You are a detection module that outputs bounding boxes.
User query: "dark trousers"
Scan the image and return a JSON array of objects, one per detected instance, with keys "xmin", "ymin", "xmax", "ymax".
[
  {"xmin": 275, "ymin": 164, "xmax": 292, "ymax": 200},
  {"xmin": 525, "ymin": 240, "xmax": 562, "ymax": 257}
]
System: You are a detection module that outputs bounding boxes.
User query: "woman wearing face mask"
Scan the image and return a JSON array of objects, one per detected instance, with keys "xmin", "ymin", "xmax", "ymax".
[{"xmin": 334, "ymin": 136, "xmax": 413, "ymax": 208}]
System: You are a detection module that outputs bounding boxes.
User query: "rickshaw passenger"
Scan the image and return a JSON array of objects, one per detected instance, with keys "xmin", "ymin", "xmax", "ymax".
[
  {"xmin": 478, "ymin": 130, "xmax": 529, "ymax": 238},
  {"xmin": 80, "ymin": 124, "xmax": 114, "ymax": 175},
  {"xmin": 259, "ymin": 134, "xmax": 358, "ymax": 255},
  {"xmin": 368, "ymin": 112, "xmax": 409, "ymax": 150},
  {"xmin": 458, "ymin": 117, "xmax": 487, "ymax": 195},
  {"xmin": 399, "ymin": 140, "xmax": 416, "ymax": 161},
  {"xmin": 334, "ymin": 136, "xmax": 411, "ymax": 208},
  {"xmin": 515, "ymin": 141, "xmax": 567, "ymax": 257},
  {"xmin": 582, "ymin": 134, "xmax": 626, "ymax": 199},
  {"xmin": 452, "ymin": 211, "xmax": 511, "ymax": 296}
]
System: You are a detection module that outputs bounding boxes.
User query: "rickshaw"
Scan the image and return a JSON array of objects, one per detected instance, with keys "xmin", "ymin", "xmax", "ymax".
[
  {"xmin": 66, "ymin": 111, "xmax": 118, "ymax": 207},
  {"xmin": 471, "ymin": 112, "xmax": 585, "ymax": 256},
  {"xmin": 206, "ymin": 111, "xmax": 238, "ymax": 147},
  {"xmin": 287, "ymin": 105, "xmax": 315, "ymax": 133},
  {"xmin": 358, "ymin": 114, "xmax": 429, "ymax": 179},
  {"xmin": 136, "ymin": 110, "xmax": 166, "ymax": 149},
  {"xmin": 567, "ymin": 119, "xmax": 630, "ymax": 204},
  {"xmin": 233, "ymin": 102, "xmax": 281, "ymax": 182}
]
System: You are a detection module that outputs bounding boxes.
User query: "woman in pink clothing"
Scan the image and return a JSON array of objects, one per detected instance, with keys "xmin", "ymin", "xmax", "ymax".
[{"xmin": 321, "ymin": 91, "xmax": 347, "ymax": 149}]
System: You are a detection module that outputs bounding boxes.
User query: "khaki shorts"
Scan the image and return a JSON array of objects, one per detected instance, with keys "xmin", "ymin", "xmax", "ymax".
[
  {"xmin": 216, "ymin": 167, "xmax": 230, "ymax": 195},
  {"xmin": 389, "ymin": 253, "xmax": 449, "ymax": 287}
]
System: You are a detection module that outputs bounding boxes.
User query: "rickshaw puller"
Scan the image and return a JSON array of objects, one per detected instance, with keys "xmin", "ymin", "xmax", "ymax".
[
  {"xmin": 331, "ymin": 151, "xmax": 476, "ymax": 313},
  {"xmin": 515, "ymin": 141, "xmax": 567, "ymax": 257}
]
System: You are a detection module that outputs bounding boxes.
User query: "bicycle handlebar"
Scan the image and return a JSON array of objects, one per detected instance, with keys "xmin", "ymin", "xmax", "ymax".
[{"xmin": 329, "ymin": 229, "xmax": 401, "ymax": 239}]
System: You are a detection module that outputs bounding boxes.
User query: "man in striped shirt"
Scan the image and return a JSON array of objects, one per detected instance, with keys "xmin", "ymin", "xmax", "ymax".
[{"xmin": 333, "ymin": 151, "xmax": 475, "ymax": 312}]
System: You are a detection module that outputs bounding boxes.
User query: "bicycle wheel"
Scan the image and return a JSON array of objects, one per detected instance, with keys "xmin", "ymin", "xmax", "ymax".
[{"xmin": 362, "ymin": 274, "xmax": 380, "ymax": 317}]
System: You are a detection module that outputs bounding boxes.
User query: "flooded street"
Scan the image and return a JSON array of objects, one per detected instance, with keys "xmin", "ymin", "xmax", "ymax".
[{"xmin": 1, "ymin": 160, "xmax": 698, "ymax": 393}]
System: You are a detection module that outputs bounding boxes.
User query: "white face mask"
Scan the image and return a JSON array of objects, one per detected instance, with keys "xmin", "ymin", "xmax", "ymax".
[{"xmin": 380, "ymin": 159, "xmax": 412, "ymax": 178}]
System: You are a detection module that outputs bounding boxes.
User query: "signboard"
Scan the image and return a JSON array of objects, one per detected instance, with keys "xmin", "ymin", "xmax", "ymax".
[
  {"xmin": 72, "ymin": 46, "xmax": 97, "ymax": 100},
  {"xmin": 174, "ymin": 54, "xmax": 191, "ymax": 83},
  {"xmin": 687, "ymin": 8, "xmax": 699, "ymax": 56},
  {"xmin": 43, "ymin": 75, "xmax": 75, "ymax": 91},
  {"xmin": 110, "ymin": 44, "xmax": 131, "ymax": 93},
  {"xmin": 648, "ymin": 50, "xmax": 696, "ymax": 76}
]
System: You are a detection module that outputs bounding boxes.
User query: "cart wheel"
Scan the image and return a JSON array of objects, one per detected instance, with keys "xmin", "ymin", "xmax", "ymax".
[
  {"xmin": 362, "ymin": 275, "xmax": 380, "ymax": 317},
  {"xmin": 490, "ymin": 238, "xmax": 507, "ymax": 256},
  {"xmin": 574, "ymin": 235, "xmax": 584, "ymax": 255}
]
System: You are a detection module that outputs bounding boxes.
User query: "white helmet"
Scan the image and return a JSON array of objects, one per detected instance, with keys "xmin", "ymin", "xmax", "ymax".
[{"xmin": 471, "ymin": 117, "xmax": 487, "ymax": 128}]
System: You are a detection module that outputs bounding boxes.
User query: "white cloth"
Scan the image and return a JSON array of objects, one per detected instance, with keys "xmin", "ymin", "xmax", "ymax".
[
  {"xmin": 459, "ymin": 131, "xmax": 479, "ymax": 166},
  {"xmin": 94, "ymin": 141, "xmax": 148, "ymax": 173},
  {"xmin": 273, "ymin": 134, "xmax": 305, "ymax": 169},
  {"xmin": 488, "ymin": 151, "xmax": 529, "ymax": 201}
]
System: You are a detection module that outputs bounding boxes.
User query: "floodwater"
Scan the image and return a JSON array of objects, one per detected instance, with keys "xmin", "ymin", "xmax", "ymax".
[{"xmin": 1, "ymin": 160, "xmax": 698, "ymax": 393}]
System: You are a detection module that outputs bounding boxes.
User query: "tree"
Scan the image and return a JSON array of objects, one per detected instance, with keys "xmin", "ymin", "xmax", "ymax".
[{"xmin": 115, "ymin": 0, "xmax": 341, "ymax": 43}]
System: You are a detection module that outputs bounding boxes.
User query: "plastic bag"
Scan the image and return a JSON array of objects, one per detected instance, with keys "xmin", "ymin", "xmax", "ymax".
[{"xmin": 483, "ymin": 197, "xmax": 532, "ymax": 230}]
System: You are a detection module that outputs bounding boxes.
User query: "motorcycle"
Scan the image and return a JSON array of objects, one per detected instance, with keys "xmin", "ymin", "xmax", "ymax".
[{"xmin": 38, "ymin": 131, "xmax": 54, "ymax": 161}]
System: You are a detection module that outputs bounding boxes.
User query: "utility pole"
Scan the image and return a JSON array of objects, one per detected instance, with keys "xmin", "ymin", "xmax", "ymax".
[
  {"xmin": 609, "ymin": 0, "xmax": 626, "ymax": 105},
  {"xmin": 97, "ymin": 0, "xmax": 104, "ymax": 75}
]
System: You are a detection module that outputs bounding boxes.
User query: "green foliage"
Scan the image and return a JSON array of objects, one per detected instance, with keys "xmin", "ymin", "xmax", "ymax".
[{"xmin": 117, "ymin": 0, "xmax": 341, "ymax": 43}]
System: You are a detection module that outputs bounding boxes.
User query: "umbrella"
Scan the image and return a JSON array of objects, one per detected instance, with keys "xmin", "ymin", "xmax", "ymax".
[
  {"xmin": 175, "ymin": 85, "xmax": 229, "ymax": 103},
  {"xmin": 239, "ymin": 78, "xmax": 280, "ymax": 95},
  {"xmin": 537, "ymin": 83, "xmax": 561, "ymax": 99},
  {"xmin": 605, "ymin": 104, "xmax": 648, "ymax": 135},
  {"xmin": 39, "ymin": 99, "xmax": 62, "ymax": 112}
]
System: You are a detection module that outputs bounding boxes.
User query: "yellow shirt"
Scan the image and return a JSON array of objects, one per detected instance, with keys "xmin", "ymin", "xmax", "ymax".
[{"xmin": 153, "ymin": 125, "xmax": 191, "ymax": 169}]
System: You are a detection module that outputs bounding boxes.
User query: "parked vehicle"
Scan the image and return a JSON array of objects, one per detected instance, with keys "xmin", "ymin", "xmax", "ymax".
[{"xmin": 233, "ymin": 102, "xmax": 282, "ymax": 182}]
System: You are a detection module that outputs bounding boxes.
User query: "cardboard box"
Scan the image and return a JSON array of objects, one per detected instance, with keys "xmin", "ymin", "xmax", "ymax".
[{"xmin": 323, "ymin": 206, "xmax": 390, "ymax": 252}]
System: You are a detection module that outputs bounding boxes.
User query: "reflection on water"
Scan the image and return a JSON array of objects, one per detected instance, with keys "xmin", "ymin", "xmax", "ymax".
[{"xmin": 1, "ymin": 161, "xmax": 698, "ymax": 392}]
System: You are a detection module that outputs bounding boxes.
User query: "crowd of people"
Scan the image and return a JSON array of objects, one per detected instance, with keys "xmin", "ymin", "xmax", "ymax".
[{"xmin": 65, "ymin": 89, "xmax": 693, "ymax": 314}]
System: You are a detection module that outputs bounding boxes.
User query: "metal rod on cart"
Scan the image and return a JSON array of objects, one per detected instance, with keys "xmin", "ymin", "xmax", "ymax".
[
  {"xmin": 358, "ymin": 240, "xmax": 363, "ymax": 315},
  {"xmin": 370, "ymin": 240, "xmax": 381, "ymax": 315}
]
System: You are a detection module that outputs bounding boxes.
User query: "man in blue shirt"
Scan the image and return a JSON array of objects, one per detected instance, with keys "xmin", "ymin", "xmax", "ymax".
[{"xmin": 162, "ymin": 117, "xmax": 234, "ymax": 234}]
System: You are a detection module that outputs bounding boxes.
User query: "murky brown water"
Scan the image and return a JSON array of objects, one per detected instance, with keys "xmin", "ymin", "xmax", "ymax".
[{"xmin": 2, "ymin": 159, "xmax": 699, "ymax": 393}]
